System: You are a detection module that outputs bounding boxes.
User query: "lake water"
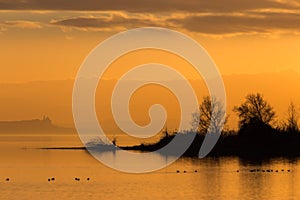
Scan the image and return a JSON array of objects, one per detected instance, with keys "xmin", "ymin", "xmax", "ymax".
[{"xmin": 0, "ymin": 134, "xmax": 300, "ymax": 200}]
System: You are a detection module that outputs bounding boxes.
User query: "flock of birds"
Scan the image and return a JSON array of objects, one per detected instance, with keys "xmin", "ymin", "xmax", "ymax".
[
  {"xmin": 175, "ymin": 169, "xmax": 292, "ymax": 173},
  {"xmin": 176, "ymin": 170, "xmax": 198, "ymax": 173},
  {"xmin": 47, "ymin": 177, "xmax": 91, "ymax": 182},
  {"xmin": 1, "ymin": 169, "xmax": 292, "ymax": 182},
  {"xmin": 237, "ymin": 169, "xmax": 291, "ymax": 173},
  {"xmin": 1, "ymin": 177, "xmax": 91, "ymax": 182}
]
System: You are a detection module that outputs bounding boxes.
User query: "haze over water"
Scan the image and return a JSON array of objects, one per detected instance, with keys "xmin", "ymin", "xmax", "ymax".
[
  {"xmin": 0, "ymin": 133, "xmax": 299, "ymax": 200},
  {"xmin": 1, "ymin": 0, "xmax": 300, "ymax": 199}
]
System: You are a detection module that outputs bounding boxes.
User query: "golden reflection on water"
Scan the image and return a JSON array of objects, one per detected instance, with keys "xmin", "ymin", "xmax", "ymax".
[{"xmin": 0, "ymin": 134, "xmax": 299, "ymax": 200}]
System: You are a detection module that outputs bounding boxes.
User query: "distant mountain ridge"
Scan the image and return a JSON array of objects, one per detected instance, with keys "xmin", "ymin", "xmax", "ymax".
[
  {"xmin": 0, "ymin": 70, "xmax": 299, "ymax": 130},
  {"xmin": 0, "ymin": 116, "xmax": 75, "ymax": 134}
]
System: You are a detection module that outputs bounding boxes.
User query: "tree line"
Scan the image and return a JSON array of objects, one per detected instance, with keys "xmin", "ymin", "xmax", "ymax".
[
  {"xmin": 126, "ymin": 93, "xmax": 300, "ymax": 158},
  {"xmin": 193, "ymin": 93, "xmax": 299, "ymax": 135}
]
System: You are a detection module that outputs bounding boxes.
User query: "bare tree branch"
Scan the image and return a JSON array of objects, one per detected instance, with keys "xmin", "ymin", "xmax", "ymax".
[{"xmin": 233, "ymin": 93, "xmax": 275, "ymax": 128}]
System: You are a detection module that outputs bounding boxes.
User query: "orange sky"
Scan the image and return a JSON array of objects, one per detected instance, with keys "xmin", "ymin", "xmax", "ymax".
[
  {"xmin": 1, "ymin": 1, "xmax": 300, "ymax": 133},
  {"xmin": 0, "ymin": 7, "xmax": 300, "ymax": 82},
  {"xmin": 1, "ymin": 24, "xmax": 300, "ymax": 83}
]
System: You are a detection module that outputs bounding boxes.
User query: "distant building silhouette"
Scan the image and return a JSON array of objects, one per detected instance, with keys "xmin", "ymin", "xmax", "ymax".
[{"xmin": 0, "ymin": 116, "xmax": 74, "ymax": 133}]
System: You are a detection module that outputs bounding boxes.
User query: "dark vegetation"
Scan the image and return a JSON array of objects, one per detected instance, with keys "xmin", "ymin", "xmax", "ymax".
[{"xmin": 123, "ymin": 93, "xmax": 300, "ymax": 158}]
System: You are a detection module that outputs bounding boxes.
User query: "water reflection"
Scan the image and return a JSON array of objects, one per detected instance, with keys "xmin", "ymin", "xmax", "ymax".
[{"xmin": 0, "ymin": 135, "xmax": 300, "ymax": 200}]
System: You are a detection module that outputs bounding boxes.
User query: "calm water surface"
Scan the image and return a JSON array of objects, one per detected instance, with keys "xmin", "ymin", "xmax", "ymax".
[{"xmin": 0, "ymin": 134, "xmax": 299, "ymax": 200}]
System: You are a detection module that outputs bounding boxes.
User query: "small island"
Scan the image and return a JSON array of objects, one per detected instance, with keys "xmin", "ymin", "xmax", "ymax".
[
  {"xmin": 0, "ymin": 116, "xmax": 74, "ymax": 134},
  {"xmin": 122, "ymin": 93, "xmax": 300, "ymax": 159}
]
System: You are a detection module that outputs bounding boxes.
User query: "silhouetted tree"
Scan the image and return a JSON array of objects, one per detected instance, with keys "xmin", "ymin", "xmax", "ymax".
[
  {"xmin": 233, "ymin": 93, "xmax": 275, "ymax": 128},
  {"xmin": 192, "ymin": 96, "xmax": 227, "ymax": 135},
  {"xmin": 284, "ymin": 102, "xmax": 299, "ymax": 133}
]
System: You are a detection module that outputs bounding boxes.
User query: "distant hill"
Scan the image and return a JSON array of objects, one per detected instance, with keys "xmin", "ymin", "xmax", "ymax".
[
  {"xmin": 0, "ymin": 116, "xmax": 75, "ymax": 134},
  {"xmin": 0, "ymin": 70, "xmax": 299, "ymax": 131}
]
